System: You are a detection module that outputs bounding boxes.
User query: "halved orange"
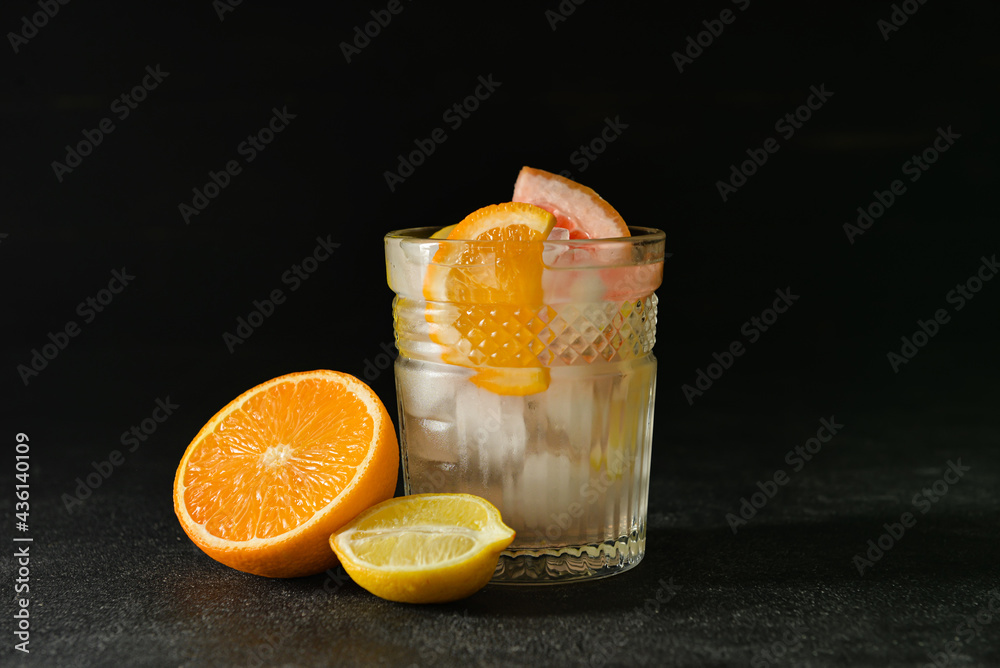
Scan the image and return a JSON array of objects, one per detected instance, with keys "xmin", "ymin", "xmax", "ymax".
[
  {"xmin": 423, "ymin": 202, "xmax": 555, "ymax": 395},
  {"xmin": 512, "ymin": 166, "xmax": 630, "ymax": 239},
  {"xmin": 173, "ymin": 370, "xmax": 398, "ymax": 578}
]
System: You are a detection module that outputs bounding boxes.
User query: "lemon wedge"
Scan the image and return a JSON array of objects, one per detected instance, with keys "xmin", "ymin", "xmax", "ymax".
[{"xmin": 330, "ymin": 494, "xmax": 515, "ymax": 604}]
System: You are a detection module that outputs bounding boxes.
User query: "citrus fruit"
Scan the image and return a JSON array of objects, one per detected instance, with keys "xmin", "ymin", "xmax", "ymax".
[
  {"xmin": 329, "ymin": 493, "xmax": 515, "ymax": 604},
  {"xmin": 423, "ymin": 202, "xmax": 555, "ymax": 395},
  {"xmin": 513, "ymin": 166, "xmax": 657, "ymax": 303},
  {"xmin": 512, "ymin": 166, "xmax": 630, "ymax": 239},
  {"xmin": 430, "ymin": 224, "xmax": 456, "ymax": 239},
  {"xmin": 174, "ymin": 370, "xmax": 398, "ymax": 578}
]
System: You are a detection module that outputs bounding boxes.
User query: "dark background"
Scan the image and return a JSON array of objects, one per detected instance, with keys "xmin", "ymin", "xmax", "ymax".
[{"xmin": 2, "ymin": 1, "xmax": 998, "ymax": 666}]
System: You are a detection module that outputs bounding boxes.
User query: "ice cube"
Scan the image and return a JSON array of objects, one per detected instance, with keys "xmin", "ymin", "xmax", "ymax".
[
  {"xmin": 496, "ymin": 394, "xmax": 527, "ymax": 468},
  {"xmin": 404, "ymin": 417, "xmax": 457, "ymax": 464},
  {"xmin": 543, "ymin": 228, "xmax": 571, "ymax": 267},
  {"xmin": 539, "ymin": 372, "xmax": 576, "ymax": 447},
  {"xmin": 454, "ymin": 382, "xmax": 529, "ymax": 484},
  {"xmin": 518, "ymin": 452, "xmax": 574, "ymax": 531},
  {"xmin": 387, "ymin": 238, "xmax": 434, "ymax": 298},
  {"xmin": 397, "ymin": 363, "xmax": 458, "ymax": 420}
]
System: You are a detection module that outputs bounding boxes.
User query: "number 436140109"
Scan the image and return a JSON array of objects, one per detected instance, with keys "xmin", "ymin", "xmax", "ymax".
[{"xmin": 15, "ymin": 433, "xmax": 29, "ymax": 529}]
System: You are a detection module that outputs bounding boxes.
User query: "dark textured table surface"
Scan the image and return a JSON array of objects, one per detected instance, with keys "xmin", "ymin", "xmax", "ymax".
[
  {"xmin": 3, "ymin": 1, "xmax": 999, "ymax": 666},
  {"xmin": 7, "ymin": 361, "xmax": 1000, "ymax": 667}
]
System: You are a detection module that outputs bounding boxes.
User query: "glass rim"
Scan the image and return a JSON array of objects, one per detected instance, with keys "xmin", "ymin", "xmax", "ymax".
[{"xmin": 385, "ymin": 225, "xmax": 665, "ymax": 245}]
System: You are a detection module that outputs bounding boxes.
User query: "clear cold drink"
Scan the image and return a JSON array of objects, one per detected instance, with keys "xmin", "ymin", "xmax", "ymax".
[
  {"xmin": 397, "ymin": 354, "xmax": 656, "ymax": 579},
  {"xmin": 386, "ymin": 225, "xmax": 664, "ymax": 582}
]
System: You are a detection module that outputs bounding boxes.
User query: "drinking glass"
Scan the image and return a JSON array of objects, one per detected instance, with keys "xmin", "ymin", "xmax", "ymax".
[{"xmin": 385, "ymin": 226, "xmax": 664, "ymax": 582}]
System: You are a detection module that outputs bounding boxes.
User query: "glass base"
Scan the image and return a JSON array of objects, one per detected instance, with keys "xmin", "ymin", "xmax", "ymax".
[{"xmin": 490, "ymin": 530, "xmax": 645, "ymax": 584}]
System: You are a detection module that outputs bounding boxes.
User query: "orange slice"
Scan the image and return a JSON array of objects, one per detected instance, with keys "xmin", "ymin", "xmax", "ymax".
[
  {"xmin": 512, "ymin": 166, "xmax": 630, "ymax": 239},
  {"xmin": 423, "ymin": 202, "xmax": 555, "ymax": 395},
  {"xmin": 330, "ymin": 493, "xmax": 515, "ymax": 604},
  {"xmin": 173, "ymin": 370, "xmax": 398, "ymax": 578}
]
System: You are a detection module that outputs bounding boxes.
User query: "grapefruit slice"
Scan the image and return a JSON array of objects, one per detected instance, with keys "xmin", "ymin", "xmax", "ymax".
[
  {"xmin": 512, "ymin": 166, "xmax": 630, "ymax": 239},
  {"xmin": 513, "ymin": 167, "xmax": 654, "ymax": 302}
]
